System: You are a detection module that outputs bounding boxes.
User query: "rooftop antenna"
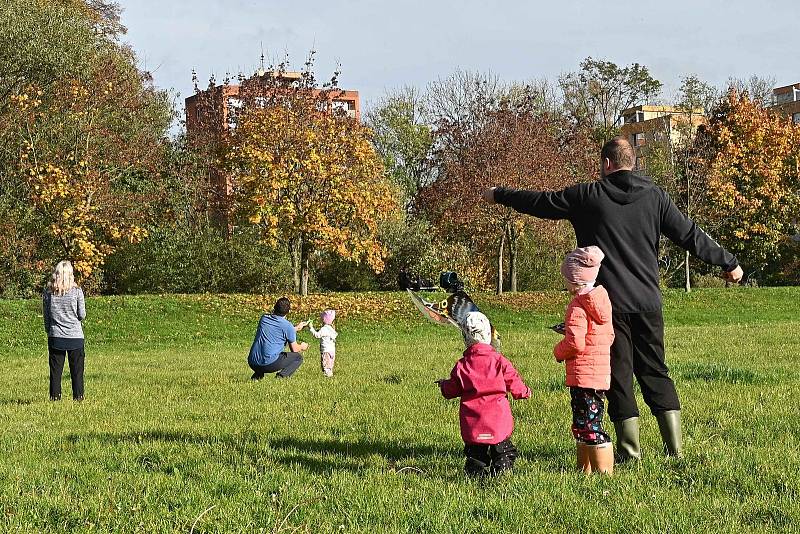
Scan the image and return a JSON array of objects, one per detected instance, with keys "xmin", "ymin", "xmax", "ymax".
[{"xmin": 257, "ymin": 42, "xmax": 266, "ymax": 76}]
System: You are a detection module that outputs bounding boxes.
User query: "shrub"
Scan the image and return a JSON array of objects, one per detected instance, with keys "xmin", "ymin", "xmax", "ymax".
[{"xmin": 103, "ymin": 226, "xmax": 293, "ymax": 294}]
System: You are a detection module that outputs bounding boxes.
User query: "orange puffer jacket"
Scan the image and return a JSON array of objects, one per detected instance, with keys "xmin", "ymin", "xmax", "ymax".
[{"xmin": 554, "ymin": 285, "xmax": 614, "ymax": 391}]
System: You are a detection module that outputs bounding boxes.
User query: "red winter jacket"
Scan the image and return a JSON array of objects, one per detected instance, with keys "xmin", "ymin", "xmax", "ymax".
[
  {"xmin": 439, "ymin": 342, "xmax": 531, "ymax": 445},
  {"xmin": 554, "ymin": 285, "xmax": 614, "ymax": 391}
]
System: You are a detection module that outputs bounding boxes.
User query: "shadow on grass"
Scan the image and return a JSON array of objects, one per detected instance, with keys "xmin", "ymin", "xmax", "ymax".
[
  {"xmin": 0, "ymin": 398, "xmax": 35, "ymax": 406},
  {"xmin": 66, "ymin": 430, "xmax": 454, "ymax": 475},
  {"xmin": 65, "ymin": 430, "xmax": 568, "ymax": 477}
]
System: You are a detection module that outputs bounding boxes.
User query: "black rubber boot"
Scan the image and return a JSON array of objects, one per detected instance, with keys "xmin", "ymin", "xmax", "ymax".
[
  {"xmin": 655, "ymin": 410, "xmax": 683, "ymax": 457},
  {"xmin": 613, "ymin": 417, "xmax": 641, "ymax": 463},
  {"xmin": 489, "ymin": 439, "xmax": 518, "ymax": 476},
  {"xmin": 464, "ymin": 444, "xmax": 491, "ymax": 478},
  {"xmin": 464, "ymin": 457, "xmax": 489, "ymax": 478}
]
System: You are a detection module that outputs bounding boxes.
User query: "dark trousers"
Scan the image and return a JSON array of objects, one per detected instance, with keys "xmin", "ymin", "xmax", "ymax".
[
  {"xmin": 607, "ymin": 311, "xmax": 681, "ymax": 422},
  {"xmin": 48, "ymin": 347, "xmax": 85, "ymax": 400},
  {"xmin": 250, "ymin": 352, "xmax": 303, "ymax": 379},
  {"xmin": 463, "ymin": 438, "xmax": 518, "ymax": 476}
]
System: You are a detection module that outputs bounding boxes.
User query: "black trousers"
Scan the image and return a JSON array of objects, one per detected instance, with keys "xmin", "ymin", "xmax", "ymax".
[
  {"xmin": 48, "ymin": 347, "xmax": 85, "ymax": 400},
  {"xmin": 250, "ymin": 352, "xmax": 303, "ymax": 379},
  {"xmin": 463, "ymin": 438, "xmax": 518, "ymax": 476},
  {"xmin": 607, "ymin": 311, "xmax": 680, "ymax": 422}
]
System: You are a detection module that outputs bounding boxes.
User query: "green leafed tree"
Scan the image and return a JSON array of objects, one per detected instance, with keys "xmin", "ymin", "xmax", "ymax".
[
  {"xmin": 366, "ymin": 87, "xmax": 433, "ymax": 211},
  {"xmin": 0, "ymin": 0, "xmax": 173, "ymax": 294},
  {"xmin": 560, "ymin": 57, "xmax": 662, "ymax": 142}
]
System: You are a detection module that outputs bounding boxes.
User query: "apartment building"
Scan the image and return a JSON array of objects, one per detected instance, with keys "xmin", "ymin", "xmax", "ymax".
[
  {"xmin": 184, "ymin": 70, "xmax": 361, "ymax": 226},
  {"xmin": 618, "ymin": 105, "xmax": 706, "ymax": 171},
  {"xmin": 770, "ymin": 83, "xmax": 800, "ymax": 124}
]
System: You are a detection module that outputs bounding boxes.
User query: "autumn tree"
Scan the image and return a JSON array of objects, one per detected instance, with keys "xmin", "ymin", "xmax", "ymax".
[
  {"xmin": 726, "ymin": 75, "xmax": 777, "ymax": 109},
  {"xmin": 697, "ymin": 89, "xmax": 800, "ymax": 275},
  {"xmin": 224, "ymin": 58, "xmax": 398, "ymax": 295},
  {"xmin": 419, "ymin": 87, "xmax": 595, "ymax": 294},
  {"xmin": 560, "ymin": 57, "xmax": 662, "ymax": 142},
  {"xmin": 646, "ymin": 75, "xmax": 719, "ymax": 291},
  {"xmin": 1, "ymin": 0, "xmax": 172, "ymax": 291}
]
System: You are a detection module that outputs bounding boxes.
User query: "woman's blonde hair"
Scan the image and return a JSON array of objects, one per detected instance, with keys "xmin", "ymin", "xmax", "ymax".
[{"xmin": 48, "ymin": 260, "xmax": 77, "ymax": 296}]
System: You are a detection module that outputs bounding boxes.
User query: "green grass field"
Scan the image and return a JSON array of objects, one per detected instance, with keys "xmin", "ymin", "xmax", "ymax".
[{"xmin": 1, "ymin": 288, "xmax": 798, "ymax": 533}]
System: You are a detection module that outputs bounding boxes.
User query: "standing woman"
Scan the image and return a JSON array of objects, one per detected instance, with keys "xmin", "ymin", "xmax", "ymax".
[{"xmin": 42, "ymin": 260, "xmax": 86, "ymax": 401}]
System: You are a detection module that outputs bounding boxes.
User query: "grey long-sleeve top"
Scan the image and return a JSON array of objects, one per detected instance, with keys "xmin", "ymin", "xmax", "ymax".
[{"xmin": 42, "ymin": 287, "xmax": 86, "ymax": 339}]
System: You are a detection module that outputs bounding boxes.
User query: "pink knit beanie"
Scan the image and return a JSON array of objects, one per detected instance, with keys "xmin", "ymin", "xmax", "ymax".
[
  {"xmin": 561, "ymin": 246, "xmax": 605, "ymax": 285},
  {"xmin": 321, "ymin": 309, "xmax": 336, "ymax": 325}
]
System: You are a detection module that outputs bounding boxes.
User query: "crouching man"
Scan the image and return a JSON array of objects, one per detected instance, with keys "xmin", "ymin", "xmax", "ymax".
[{"xmin": 249, "ymin": 297, "xmax": 308, "ymax": 380}]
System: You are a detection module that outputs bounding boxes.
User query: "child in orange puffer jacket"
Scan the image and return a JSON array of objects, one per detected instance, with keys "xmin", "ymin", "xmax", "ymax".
[{"xmin": 554, "ymin": 246, "xmax": 615, "ymax": 475}]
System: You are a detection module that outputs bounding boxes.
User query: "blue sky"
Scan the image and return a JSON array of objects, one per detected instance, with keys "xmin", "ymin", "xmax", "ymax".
[{"xmin": 120, "ymin": 0, "xmax": 799, "ymax": 129}]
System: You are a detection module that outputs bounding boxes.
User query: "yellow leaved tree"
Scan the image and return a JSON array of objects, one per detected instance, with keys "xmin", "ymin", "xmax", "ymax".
[
  {"xmin": 699, "ymin": 90, "xmax": 800, "ymax": 273},
  {"xmin": 225, "ymin": 76, "xmax": 399, "ymax": 295},
  {"xmin": 11, "ymin": 56, "xmax": 170, "ymax": 282}
]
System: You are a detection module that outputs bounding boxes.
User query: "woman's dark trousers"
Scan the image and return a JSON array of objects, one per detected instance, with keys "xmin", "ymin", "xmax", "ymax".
[{"xmin": 49, "ymin": 347, "xmax": 85, "ymax": 400}]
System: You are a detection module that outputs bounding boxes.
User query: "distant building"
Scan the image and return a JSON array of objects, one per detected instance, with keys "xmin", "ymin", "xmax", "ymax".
[
  {"xmin": 769, "ymin": 83, "xmax": 800, "ymax": 124},
  {"xmin": 618, "ymin": 106, "xmax": 706, "ymax": 172},
  {"xmin": 768, "ymin": 84, "xmax": 800, "ymax": 243},
  {"xmin": 185, "ymin": 70, "xmax": 360, "ymax": 133},
  {"xmin": 184, "ymin": 70, "xmax": 361, "ymax": 226}
]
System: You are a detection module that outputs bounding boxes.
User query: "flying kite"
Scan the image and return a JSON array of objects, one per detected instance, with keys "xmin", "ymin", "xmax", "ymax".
[{"xmin": 406, "ymin": 271, "xmax": 500, "ymax": 349}]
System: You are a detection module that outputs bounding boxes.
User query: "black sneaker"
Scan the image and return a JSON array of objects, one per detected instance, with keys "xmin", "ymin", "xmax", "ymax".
[
  {"xmin": 251, "ymin": 372, "xmax": 265, "ymax": 381},
  {"xmin": 49, "ymin": 395, "xmax": 61, "ymax": 401}
]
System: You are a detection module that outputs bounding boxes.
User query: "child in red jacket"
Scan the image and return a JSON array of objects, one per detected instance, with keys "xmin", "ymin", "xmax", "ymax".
[
  {"xmin": 438, "ymin": 311, "xmax": 531, "ymax": 477},
  {"xmin": 555, "ymin": 246, "xmax": 615, "ymax": 474}
]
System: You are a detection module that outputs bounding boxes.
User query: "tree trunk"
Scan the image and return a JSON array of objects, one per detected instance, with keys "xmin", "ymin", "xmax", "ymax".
[
  {"xmin": 289, "ymin": 237, "xmax": 301, "ymax": 294},
  {"xmin": 685, "ymin": 140, "xmax": 691, "ymax": 293},
  {"xmin": 496, "ymin": 233, "xmax": 505, "ymax": 296},
  {"xmin": 684, "ymin": 250, "xmax": 691, "ymax": 293},
  {"xmin": 300, "ymin": 241, "xmax": 311, "ymax": 296},
  {"xmin": 508, "ymin": 227, "xmax": 518, "ymax": 293}
]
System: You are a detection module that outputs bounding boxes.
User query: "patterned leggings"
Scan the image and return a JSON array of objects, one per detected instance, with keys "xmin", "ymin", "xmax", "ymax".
[{"xmin": 570, "ymin": 387, "xmax": 611, "ymax": 445}]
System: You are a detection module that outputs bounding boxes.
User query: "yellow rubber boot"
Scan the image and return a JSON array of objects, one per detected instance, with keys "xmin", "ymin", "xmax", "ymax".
[
  {"xmin": 576, "ymin": 441, "xmax": 592, "ymax": 474},
  {"xmin": 587, "ymin": 442, "xmax": 614, "ymax": 475}
]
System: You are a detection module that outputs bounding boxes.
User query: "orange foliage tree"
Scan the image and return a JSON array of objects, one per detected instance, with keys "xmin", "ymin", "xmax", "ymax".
[
  {"xmin": 698, "ymin": 90, "xmax": 800, "ymax": 272},
  {"xmin": 10, "ymin": 54, "xmax": 170, "ymax": 281},
  {"xmin": 224, "ymin": 67, "xmax": 398, "ymax": 295},
  {"xmin": 419, "ymin": 94, "xmax": 595, "ymax": 294}
]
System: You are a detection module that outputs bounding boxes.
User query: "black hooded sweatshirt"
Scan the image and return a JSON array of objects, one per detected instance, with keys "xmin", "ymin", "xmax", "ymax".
[{"xmin": 494, "ymin": 170, "xmax": 739, "ymax": 314}]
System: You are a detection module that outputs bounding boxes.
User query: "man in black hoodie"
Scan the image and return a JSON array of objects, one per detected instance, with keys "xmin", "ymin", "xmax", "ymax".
[{"xmin": 483, "ymin": 137, "xmax": 743, "ymax": 461}]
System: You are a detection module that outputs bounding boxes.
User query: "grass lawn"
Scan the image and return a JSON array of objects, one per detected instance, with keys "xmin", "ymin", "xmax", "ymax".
[{"xmin": 0, "ymin": 288, "xmax": 798, "ymax": 533}]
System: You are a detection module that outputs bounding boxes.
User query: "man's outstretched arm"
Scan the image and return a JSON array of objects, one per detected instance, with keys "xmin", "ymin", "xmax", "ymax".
[
  {"xmin": 660, "ymin": 193, "xmax": 743, "ymax": 282},
  {"xmin": 483, "ymin": 186, "xmax": 578, "ymax": 221}
]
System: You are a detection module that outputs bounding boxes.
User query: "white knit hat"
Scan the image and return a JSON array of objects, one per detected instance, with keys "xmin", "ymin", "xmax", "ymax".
[{"xmin": 463, "ymin": 312, "xmax": 492, "ymax": 346}]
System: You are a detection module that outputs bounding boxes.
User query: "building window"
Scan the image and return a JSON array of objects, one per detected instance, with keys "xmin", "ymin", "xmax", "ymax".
[
  {"xmin": 633, "ymin": 132, "xmax": 646, "ymax": 147},
  {"xmin": 793, "ymin": 112, "xmax": 800, "ymax": 124},
  {"xmin": 331, "ymin": 100, "xmax": 349, "ymax": 113},
  {"xmin": 226, "ymin": 97, "xmax": 243, "ymax": 129},
  {"xmin": 623, "ymin": 111, "xmax": 646, "ymax": 124}
]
